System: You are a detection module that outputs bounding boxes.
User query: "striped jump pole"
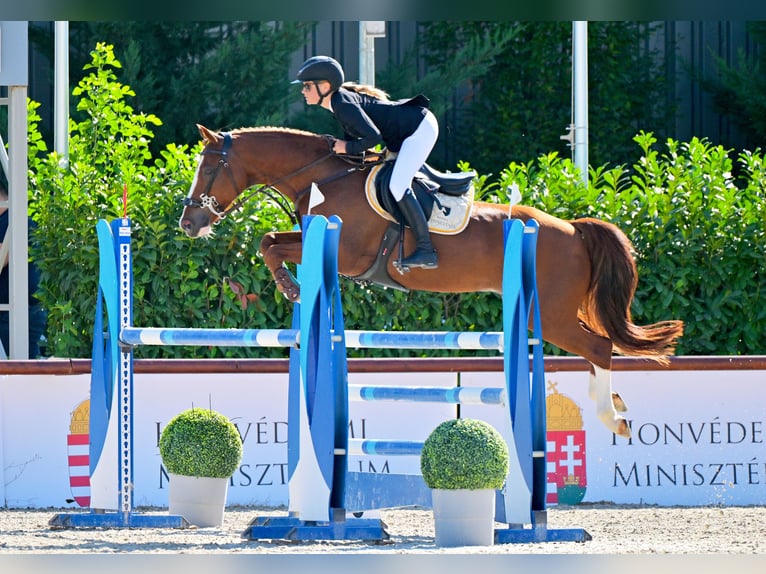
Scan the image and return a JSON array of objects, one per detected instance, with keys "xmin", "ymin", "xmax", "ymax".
[
  {"xmin": 119, "ymin": 327, "xmax": 300, "ymax": 348},
  {"xmin": 349, "ymin": 384, "xmax": 506, "ymax": 405},
  {"xmin": 118, "ymin": 327, "xmax": 510, "ymax": 350}
]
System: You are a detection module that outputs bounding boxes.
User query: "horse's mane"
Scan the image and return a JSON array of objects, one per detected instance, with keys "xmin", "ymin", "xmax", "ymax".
[
  {"xmin": 220, "ymin": 126, "xmax": 336, "ymax": 161},
  {"xmin": 229, "ymin": 126, "xmax": 324, "ymax": 140}
]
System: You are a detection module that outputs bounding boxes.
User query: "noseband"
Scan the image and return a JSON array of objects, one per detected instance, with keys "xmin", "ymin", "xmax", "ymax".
[{"xmin": 183, "ymin": 132, "xmax": 338, "ymax": 224}]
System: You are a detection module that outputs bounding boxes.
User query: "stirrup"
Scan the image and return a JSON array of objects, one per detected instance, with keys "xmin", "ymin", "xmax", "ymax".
[{"xmin": 396, "ymin": 249, "xmax": 439, "ymax": 272}]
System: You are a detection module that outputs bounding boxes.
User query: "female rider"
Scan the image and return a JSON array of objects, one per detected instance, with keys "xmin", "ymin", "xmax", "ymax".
[{"xmin": 294, "ymin": 55, "xmax": 439, "ymax": 270}]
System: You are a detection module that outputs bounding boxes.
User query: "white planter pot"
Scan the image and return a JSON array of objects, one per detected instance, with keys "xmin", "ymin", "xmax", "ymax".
[
  {"xmin": 431, "ymin": 488, "xmax": 496, "ymax": 547},
  {"xmin": 168, "ymin": 473, "xmax": 229, "ymax": 527}
]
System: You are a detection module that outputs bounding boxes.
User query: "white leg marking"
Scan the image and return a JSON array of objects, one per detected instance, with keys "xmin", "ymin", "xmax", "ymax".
[{"xmin": 589, "ymin": 364, "xmax": 630, "ymax": 437}]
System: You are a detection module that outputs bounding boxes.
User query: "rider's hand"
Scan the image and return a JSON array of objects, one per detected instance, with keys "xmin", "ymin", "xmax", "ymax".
[{"xmin": 332, "ymin": 139, "xmax": 347, "ymax": 154}]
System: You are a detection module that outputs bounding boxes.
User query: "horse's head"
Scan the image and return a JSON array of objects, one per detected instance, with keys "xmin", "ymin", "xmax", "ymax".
[
  {"xmin": 180, "ymin": 124, "xmax": 344, "ymax": 237},
  {"xmin": 179, "ymin": 124, "xmax": 250, "ymax": 237}
]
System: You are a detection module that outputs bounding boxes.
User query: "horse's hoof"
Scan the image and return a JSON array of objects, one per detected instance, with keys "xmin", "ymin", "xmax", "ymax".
[
  {"xmin": 612, "ymin": 392, "xmax": 628, "ymax": 412},
  {"xmin": 599, "ymin": 411, "xmax": 631, "ymax": 439},
  {"xmin": 278, "ymin": 283, "xmax": 301, "ymax": 304},
  {"xmin": 279, "ymin": 289, "xmax": 300, "ymax": 304},
  {"xmin": 615, "ymin": 418, "xmax": 631, "ymax": 439},
  {"xmin": 275, "ymin": 267, "xmax": 301, "ymax": 302}
]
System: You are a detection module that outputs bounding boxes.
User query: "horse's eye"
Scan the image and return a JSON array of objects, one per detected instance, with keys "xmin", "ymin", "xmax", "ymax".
[{"xmin": 203, "ymin": 167, "xmax": 215, "ymax": 176}]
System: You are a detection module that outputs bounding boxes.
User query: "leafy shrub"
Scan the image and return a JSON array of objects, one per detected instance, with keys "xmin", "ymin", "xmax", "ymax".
[
  {"xmin": 159, "ymin": 408, "xmax": 243, "ymax": 478},
  {"xmin": 28, "ymin": 43, "xmax": 294, "ymax": 358},
  {"xmin": 421, "ymin": 418, "xmax": 509, "ymax": 490},
  {"xmin": 481, "ymin": 132, "xmax": 766, "ymax": 356}
]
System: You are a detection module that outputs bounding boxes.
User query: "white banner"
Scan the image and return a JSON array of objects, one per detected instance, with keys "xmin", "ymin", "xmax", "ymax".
[
  {"xmin": 1, "ymin": 368, "xmax": 765, "ymax": 509},
  {"xmin": 0, "ymin": 371, "xmax": 454, "ymax": 509},
  {"xmin": 462, "ymin": 369, "xmax": 766, "ymax": 507}
]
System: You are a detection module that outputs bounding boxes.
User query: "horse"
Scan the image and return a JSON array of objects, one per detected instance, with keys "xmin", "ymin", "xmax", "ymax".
[{"xmin": 179, "ymin": 124, "xmax": 684, "ymax": 439}]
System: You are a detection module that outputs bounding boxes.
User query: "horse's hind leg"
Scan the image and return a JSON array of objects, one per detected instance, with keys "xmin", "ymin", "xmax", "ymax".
[
  {"xmin": 260, "ymin": 231, "xmax": 303, "ymax": 302},
  {"xmin": 587, "ymin": 370, "xmax": 627, "ymax": 412},
  {"xmin": 542, "ymin": 316, "xmax": 631, "ymax": 438},
  {"xmin": 588, "ymin": 364, "xmax": 631, "ymax": 439}
]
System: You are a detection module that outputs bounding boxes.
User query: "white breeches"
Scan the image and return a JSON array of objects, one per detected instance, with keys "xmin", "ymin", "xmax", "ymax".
[{"xmin": 389, "ymin": 110, "xmax": 439, "ymax": 202}]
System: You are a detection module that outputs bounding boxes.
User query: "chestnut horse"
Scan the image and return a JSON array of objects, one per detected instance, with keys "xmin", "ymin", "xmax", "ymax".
[{"xmin": 180, "ymin": 124, "xmax": 684, "ymax": 439}]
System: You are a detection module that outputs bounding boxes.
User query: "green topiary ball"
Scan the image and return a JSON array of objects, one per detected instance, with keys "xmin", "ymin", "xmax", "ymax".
[
  {"xmin": 420, "ymin": 418, "xmax": 509, "ymax": 490},
  {"xmin": 159, "ymin": 408, "xmax": 243, "ymax": 479}
]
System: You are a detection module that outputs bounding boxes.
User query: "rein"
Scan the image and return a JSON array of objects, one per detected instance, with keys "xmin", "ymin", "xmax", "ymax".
[
  {"xmin": 290, "ymin": 148, "xmax": 388, "ymax": 213},
  {"xmin": 183, "ymin": 132, "xmax": 343, "ymax": 226}
]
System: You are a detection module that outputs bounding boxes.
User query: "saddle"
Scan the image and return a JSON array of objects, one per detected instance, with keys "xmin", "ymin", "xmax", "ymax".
[
  {"xmin": 371, "ymin": 160, "xmax": 476, "ymax": 226},
  {"xmin": 349, "ymin": 160, "xmax": 476, "ymax": 291}
]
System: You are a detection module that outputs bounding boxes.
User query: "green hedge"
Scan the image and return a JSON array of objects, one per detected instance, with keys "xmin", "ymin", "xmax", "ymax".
[{"xmin": 27, "ymin": 44, "xmax": 766, "ymax": 359}]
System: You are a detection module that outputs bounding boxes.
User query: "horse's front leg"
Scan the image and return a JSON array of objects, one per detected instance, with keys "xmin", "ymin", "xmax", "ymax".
[
  {"xmin": 588, "ymin": 364, "xmax": 631, "ymax": 438},
  {"xmin": 260, "ymin": 231, "xmax": 303, "ymax": 302}
]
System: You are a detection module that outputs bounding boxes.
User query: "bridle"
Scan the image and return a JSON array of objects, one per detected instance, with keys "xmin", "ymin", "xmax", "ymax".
[
  {"xmin": 182, "ymin": 133, "xmax": 239, "ymax": 218},
  {"xmin": 182, "ymin": 131, "xmax": 342, "ymax": 225}
]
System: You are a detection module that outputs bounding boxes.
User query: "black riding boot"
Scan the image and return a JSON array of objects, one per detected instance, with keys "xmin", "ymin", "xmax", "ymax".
[{"xmin": 397, "ymin": 188, "xmax": 438, "ymax": 269}]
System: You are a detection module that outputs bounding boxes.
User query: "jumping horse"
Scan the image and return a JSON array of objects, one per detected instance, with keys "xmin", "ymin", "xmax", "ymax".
[{"xmin": 179, "ymin": 124, "xmax": 684, "ymax": 439}]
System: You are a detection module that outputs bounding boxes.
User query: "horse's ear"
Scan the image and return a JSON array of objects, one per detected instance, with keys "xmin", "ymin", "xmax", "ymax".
[{"xmin": 197, "ymin": 124, "xmax": 218, "ymax": 144}]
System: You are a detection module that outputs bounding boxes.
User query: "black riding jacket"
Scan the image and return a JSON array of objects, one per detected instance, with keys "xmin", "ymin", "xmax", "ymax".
[{"xmin": 330, "ymin": 87, "xmax": 429, "ymax": 155}]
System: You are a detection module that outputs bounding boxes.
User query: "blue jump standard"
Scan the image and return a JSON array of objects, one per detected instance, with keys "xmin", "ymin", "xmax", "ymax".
[
  {"xmin": 495, "ymin": 511, "xmax": 592, "ymax": 543},
  {"xmin": 48, "ymin": 217, "xmax": 190, "ymax": 530},
  {"xmin": 243, "ymin": 515, "xmax": 390, "ymax": 542},
  {"xmin": 51, "ymin": 214, "xmax": 591, "ymax": 543},
  {"xmin": 49, "ymin": 511, "xmax": 189, "ymax": 529}
]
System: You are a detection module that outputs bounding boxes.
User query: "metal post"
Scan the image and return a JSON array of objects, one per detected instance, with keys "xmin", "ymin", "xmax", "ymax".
[
  {"xmin": 1, "ymin": 21, "xmax": 30, "ymax": 359},
  {"xmin": 55, "ymin": 21, "xmax": 69, "ymax": 164},
  {"xmin": 573, "ymin": 21, "xmax": 589, "ymax": 187},
  {"xmin": 358, "ymin": 21, "xmax": 385, "ymax": 87},
  {"xmin": 8, "ymin": 86, "xmax": 29, "ymax": 359}
]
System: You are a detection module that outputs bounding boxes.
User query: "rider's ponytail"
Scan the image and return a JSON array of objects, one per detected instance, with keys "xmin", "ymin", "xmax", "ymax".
[{"xmin": 341, "ymin": 82, "xmax": 390, "ymax": 101}]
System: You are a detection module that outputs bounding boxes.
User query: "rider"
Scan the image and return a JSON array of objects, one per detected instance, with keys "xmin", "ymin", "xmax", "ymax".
[{"xmin": 293, "ymin": 55, "xmax": 439, "ymax": 270}]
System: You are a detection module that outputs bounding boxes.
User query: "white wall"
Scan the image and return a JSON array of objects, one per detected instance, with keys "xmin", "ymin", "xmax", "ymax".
[{"xmin": 1, "ymin": 367, "xmax": 765, "ymax": 509}]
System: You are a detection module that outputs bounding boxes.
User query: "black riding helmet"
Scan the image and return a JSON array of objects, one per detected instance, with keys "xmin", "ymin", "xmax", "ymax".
[{"xmin": 292, "ymin": 56, "xmax": 345, "ymax": 104}]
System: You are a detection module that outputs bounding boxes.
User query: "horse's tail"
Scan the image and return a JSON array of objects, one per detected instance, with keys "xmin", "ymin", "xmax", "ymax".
[{"xmin": 571, "ymin": 218, "xmax": 684, "ymax": 364}]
